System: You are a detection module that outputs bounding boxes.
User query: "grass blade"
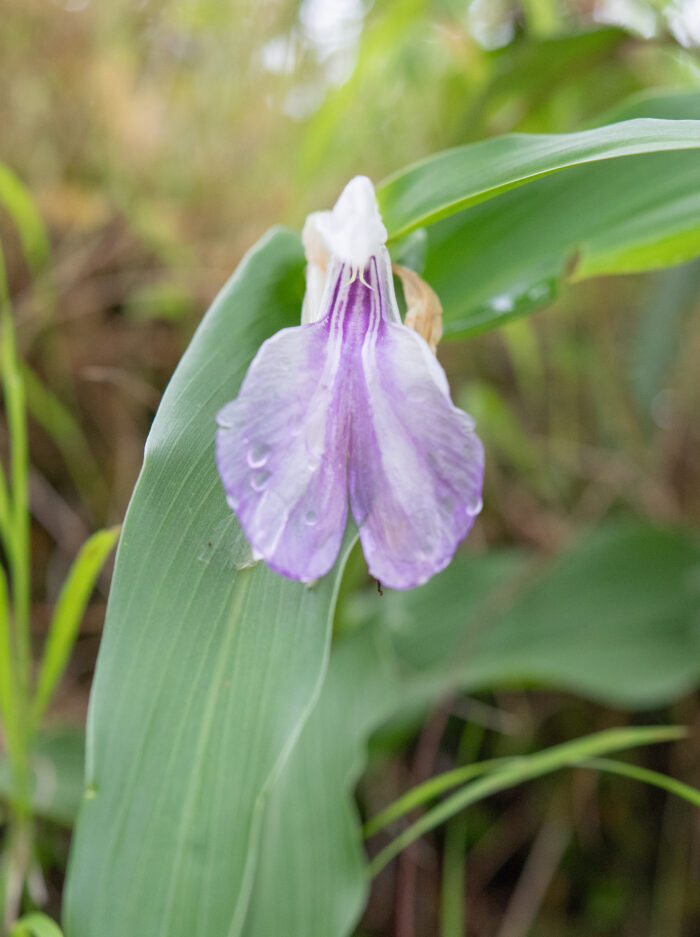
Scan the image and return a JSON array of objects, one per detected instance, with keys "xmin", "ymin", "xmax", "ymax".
[
  {"xmin": 583, "ymin": 757, "xmax": 700, "ymax": 808},
  {"xmin": 9, "ymin": 912, "xmax": 64, "ymax": 937},
  {"xmin": 0, "ymin": 564, "xmax": 20, "ymax": 772},
  {"xmin": 32, "ymin": 526, "xmax": 120, "ymax": 725},
  {"xmin": 369, "ymin": 725, "xmax": 686, "ymax": 875},
  {"xmin": 364, "ymin": 757, "xmax": 508, "ymax": 838}
]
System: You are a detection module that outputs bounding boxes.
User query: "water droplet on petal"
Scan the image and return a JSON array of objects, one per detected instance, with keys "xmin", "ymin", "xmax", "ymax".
[
  {"xmin": 468, "ymin": 494, "xmax": 483, "ymax": 516},
  {"xmin": 250, "ymin": 469, "xmax": 270, "ymax": 492},
  {"xmin": 226, "ymin": 494, "xmax": 239, "ymax": 511},
  {"xmin": 247, "ymin": 442, "xmax": 270, "ymax": 467},
  {"xmin": 303, "ymin": 510, "xmax": 317, "ymax": 526}
]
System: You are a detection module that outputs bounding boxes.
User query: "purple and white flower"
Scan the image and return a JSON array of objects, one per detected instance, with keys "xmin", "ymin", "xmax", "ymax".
[{"xmin": 215, "ymin": 176, "xmax": 484, "ymax": 590}]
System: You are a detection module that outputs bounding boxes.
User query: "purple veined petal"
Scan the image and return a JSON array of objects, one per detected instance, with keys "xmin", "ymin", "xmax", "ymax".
[
  {"xmin": 215, "ymin": 291, "xmax": 350, "ymax": 581},
  {"xmin": 216, "ymin": 223, "xmax": 483, "ymax": 589},
  {"xmin": 348, "ymin": 312, "xmax": 485, "ymax": 591}
]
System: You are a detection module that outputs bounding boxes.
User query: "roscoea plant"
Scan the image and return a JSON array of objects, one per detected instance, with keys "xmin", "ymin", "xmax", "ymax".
[
  {"xmin": 215, "ymin": 177, "xmax": 484, "ymax": 589},
  {"xmin": 64, "ymin": 107, "xmax": 700, "ymax": 937}
]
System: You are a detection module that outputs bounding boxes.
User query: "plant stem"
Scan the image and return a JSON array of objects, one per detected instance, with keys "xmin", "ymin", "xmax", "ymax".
[
  {"xmin": 3, "ymin": 815, "xmax": 32, "ymax": 934},
  {"xmin": 0, "ymin": 247, "xmax": 34, "ymax": 926}
]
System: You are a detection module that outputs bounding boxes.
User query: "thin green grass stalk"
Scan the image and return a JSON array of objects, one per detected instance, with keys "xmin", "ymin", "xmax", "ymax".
[
  {"xmin": 32, "ymin": 525, "xmax": 120, "ymax": 728},
  {"xmin": 0, "ymin": 250, "xmax": 31, "ymax": 702},
  {"xmin": 369, "ymin": 726, "xmax": 686, "ymax": 876},
  {"xmin": 21, "ymin": 363, "xmax": 109, "ymax": 518},
  {"xmin": 2, "ymin": 324, "xmax": 31, "ymax": 697},
  {"xmin": 364, "ymin": 756, "xmax": 509, "ymax": 837},
  {"xmin": 3, "ymin": 816, "xmax": 32, "ymax": 932},
  {"xmin": 0, "ymin": 246, "xmax": 35, "ymax": 929},
  {"xmin": 583, "ymin": 757, "xmax": 700, "ymax": 807},
  {"xmin": 0, "ymin": 453, "xmax": 10, "ymax": 552},
  {"xmin": 440, "ymin": 722, "xmax": 484, "ymax": 937},
  {"xmin": 440, "ymin": 809, "xmax": 469, "ymax": 937},
  {"xmin": 0, "ymin": 254, "xmax": 13, "ymax": 548},
  {"xmin": 0, "ymin": 565, "xmax": 25, "ymax": 800}
]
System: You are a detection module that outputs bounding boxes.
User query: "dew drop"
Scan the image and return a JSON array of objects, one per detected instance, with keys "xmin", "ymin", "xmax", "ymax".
[
  {"xmin": 303, "ymin": 510, "xmax": 318, "ymax": 526},
  {"xmin": 526, "ymin": 283, "xmax": 551, "ymax": 303},
  {"xmin": 491, "ymin": 294, "xmax": 514, "ymax": 314},
  {"xmin": 247, "ymin": 442, "xmax": 270, "ymax": 468},
  {"xmin": 250, "ymin": 469, "xmax": 270, "ymax": 492},
  {"xmin": 226, "ymin": 494, "xmax": 239, "ymax": 511},
  {"xmin": 468, "ymin": 495, "xmax": 483, "ymax": 516}
]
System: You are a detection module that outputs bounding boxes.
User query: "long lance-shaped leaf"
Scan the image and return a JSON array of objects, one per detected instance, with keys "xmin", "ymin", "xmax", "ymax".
[
  {"xmin": 244, "ymin": 524, "xmax": 700, "ymax": 937},
  {"xmin": 423, "ymin": 147, "xmax": 700, "ymax": 337},
  {"xmin": 63, "ymin": 229, "xmax": 355, "ymax": 937},
  {"xmin": 387, "ymin": 94, "xmax": 700, "ymax": 337},
  {"xmin": 377, "ymin": 117, "xmax": 700, "ymax": 238},
  {"xmin": 32, "ymin": 526, "xmax": 120, "ymax": 726}
]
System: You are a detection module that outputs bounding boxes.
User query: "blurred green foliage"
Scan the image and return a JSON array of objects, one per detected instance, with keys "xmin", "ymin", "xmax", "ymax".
[{"xmin": 1, "ymin": 1, "xmax": 699, "ymax": 935}]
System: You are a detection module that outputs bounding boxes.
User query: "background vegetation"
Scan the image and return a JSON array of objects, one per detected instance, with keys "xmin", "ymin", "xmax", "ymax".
[{"xmin": 1, "ymin": 1, "xmax": 699, "ymax": 935}]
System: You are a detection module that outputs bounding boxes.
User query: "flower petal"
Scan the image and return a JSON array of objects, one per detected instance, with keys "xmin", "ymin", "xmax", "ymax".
[
  {"xmin": 348, "ymin": 320, "xmax": 484, "ymax": 590},
  {"xmin": 216, "ymin": 319, "xmax": 348, "ymax": 581}
]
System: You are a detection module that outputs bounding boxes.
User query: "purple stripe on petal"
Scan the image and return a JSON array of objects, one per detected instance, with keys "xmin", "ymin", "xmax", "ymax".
[
  {"xmin": 348, "ymin": 270, "xmax": 484, "ymax": 589},
  {"xmin": 216, "ymin": 231, "xmax": 484, "ymax": 589},
  {"xmin": 216, "ymin": 311, "xmax": 349, "ymax": 581}
]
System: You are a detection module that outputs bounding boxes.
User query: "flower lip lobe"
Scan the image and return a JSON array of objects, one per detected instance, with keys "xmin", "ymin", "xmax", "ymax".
[{"xmin": 215, "ymin": 176, "xmax": 484, "ymax": 590}]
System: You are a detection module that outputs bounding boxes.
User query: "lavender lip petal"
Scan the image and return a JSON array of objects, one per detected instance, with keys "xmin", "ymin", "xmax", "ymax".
[
  {"xmin": 215, "ymin": 311, "xmax": 349, "ymax": 582},
  {"xmin": 348, "ymin": 277, "xmax": 484, "ymax": 591},
  {"xmin": 215, "ymin": 177, "xmax": 485, "ymax": 589}
]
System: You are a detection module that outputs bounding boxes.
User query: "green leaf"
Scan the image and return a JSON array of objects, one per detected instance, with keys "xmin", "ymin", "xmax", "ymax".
[
  {"xmin": 243, "ymin": 523, "xmax": 700, "ymax": 937},
  {"xmin": 377, "ymin": 118, "xmax": 700, "ymax": 239},
  {"xmin": 245, "ymin": 624, "xmax": 399, "ymax": 937},
  {"xmin": 423, "ymin": 147, "xmax": 700, "ymax": 336},
  {"xmin": 410, "ymin": 92, "xmax": 700, "ymax": 337},
  {"xmin": 63, "ymin": 229, "xmax": 355, "ymax": 937},
  {"xmin": 32, "ymin": 527, "xmax": 120, "ymax": 726},
  {"xmin": 0, "ymin": 164, "xmax": 51, "ymax": 275},
  {"xmin": 385, "ymin": 523, "xmax": 700, "ymax": 707},
  {"xmin": 596, "ymin": 88, "xmax": 700, "ymax": 125},
  {"xmin": 630, "ymin": 260, "xmax": 700, "ymax": 417},
  {"xmin": 9, "ymin": 912, "xmax": 64, "ymax": 937}
]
